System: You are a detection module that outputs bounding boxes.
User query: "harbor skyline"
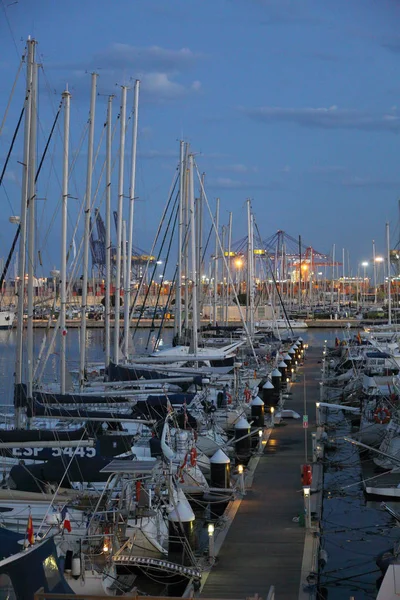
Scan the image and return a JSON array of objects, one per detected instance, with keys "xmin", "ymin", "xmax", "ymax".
[{"xmin": 1, "ymin": 0, "xmax": 400, "ymax": 271}]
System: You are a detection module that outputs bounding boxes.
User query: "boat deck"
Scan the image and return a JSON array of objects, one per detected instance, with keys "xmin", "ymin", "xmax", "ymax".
[{"xmin": 200, "ymin": 347, "xmax": 322, "ymax": 599}]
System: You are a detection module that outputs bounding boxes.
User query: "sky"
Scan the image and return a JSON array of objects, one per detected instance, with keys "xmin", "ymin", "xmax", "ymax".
[{"xmin": 1, "ymin": 0, "xmax": 400, "ymax": 278}]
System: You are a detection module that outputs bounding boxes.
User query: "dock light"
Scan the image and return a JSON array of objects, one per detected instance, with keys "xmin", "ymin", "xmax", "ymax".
[
  {"xmin": 324, "ymin": 340, "xmax": 327, "ymax": 344},
  {"xmin": 316, "ymin": 401, "xmax": 321, "ymax": 426},
  {"xmin": 270, "ymin": 406, "xmax": 275, "ymax": 414},
  {"xmin": 258, "ymin": 429, "xmax": 263, "ymax": 437},
  {"xmin": 238, "ymin": 464, "xmax": 244, "ymax": 474},
  {"xmin": 303, "ymin": 486, "xmax": 312, "ymax": 529},
  {"xmin": 286, "ymin": 377, "xmax": 290, "ymax": 383},
  {"xmin": 291, "ymin": 368, "xmax": 294, "ymax": 373},
  {"xmin": 208, "ymin": 523, "xmax": 215, "ymax": 562},
  {"xmin": 103, "ymin": 541, "xmax": 110, "ymax": 553}
]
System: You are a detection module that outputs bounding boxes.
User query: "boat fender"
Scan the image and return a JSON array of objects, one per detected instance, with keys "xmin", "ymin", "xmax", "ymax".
[
  {"xmin": 190, "ymin": 447, "xmax": 197, "ymax": 467},
  {"xmin": 71, "ymin": 555, "xmax": 81, "ymax": 579},
  {"xmin": 319, "ymin": 549, "xmax": 328, "ymax": 570},
  {"xmin": 136, "ymin": 480, "xmax": 141, "ymax": 502},
  {"xmin": 244, "ymin": 388, "xmax": 251, "ymax": 403},
  {"xmin": 301, "ymin": 464, "xmax": 312, "ymax": 486},
  {"xmin": 374, "ymin": 407, "xmax": 391, "ymax": 424},
  {"xmin": 226, "ymin": 393, "xmax": 232, "ymax": 405},
  {"xmin": 64, "ymin": 549, "xmax": 73, "ymax": 573}
]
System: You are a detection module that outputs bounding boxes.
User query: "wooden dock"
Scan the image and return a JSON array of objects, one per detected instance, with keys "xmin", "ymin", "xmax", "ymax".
[{"xmin": 200, "ymin": 347, "xmax": 322, "ymax": 599}]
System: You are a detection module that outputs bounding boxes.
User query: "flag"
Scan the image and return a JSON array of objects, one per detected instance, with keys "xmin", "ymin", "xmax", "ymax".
[
  {"xmin": 63, "ymin": 511, "xmax": 72, "ymax": 533},
  {"xmin": 27, "ymin": 514, "xmax": 34, "ymax": 545},
  {"xmin": 61, "ymin": 506, "xmax": 72, "ymax": 532}
]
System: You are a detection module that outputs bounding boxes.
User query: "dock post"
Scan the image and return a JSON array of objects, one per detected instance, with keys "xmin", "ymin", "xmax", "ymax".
[
  {"xmin": 311, "ymin": 432, "xmax": 317, "ymax": 462},
  {"xmin": 238, "ymin": 464, "xmax": 245, "ymax": 495},
  {"xmin": 315, "ymin": 402, "xmax": 321, "ymax": 426},
  {"xmin": 303, "ymin": 485, "xmax": 312, "ymax": 529},
  {"xmin": 208, "ymin": 523, "xmax": 215, "ymax": 562}
]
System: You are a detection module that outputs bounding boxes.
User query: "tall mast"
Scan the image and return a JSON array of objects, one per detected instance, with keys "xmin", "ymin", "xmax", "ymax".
[
  {"xmin": 196, "ymin": 172, "xmax": 204, "ymax": 328},
  {"xmin": 176, "ymin": 141, "xmax": 185, "ymax": 340},
  {"xmin": 124, "ymin": 80, "xmax": 140, "ymax": 361},
  {"xmin": 184, "ymin": 144, "xmax": 189, "ymax": 334},
  {"xmin": 15, "ymin": 38, "xmax": 34, "ymax": 428},
  {"xmin": 247, "ymin": 200, "xmax": 254, "ymax": 336},
  {"xmin": 60, "ymin": 87, "xmax": 71, "ymax": 394},
  {"xmin": 331, "ymin": 243, "xmax": 335, "ymax": 308},
  {"xmin": 104, "ymin": 95, "xmax": 113, "ymax": 371},
  {"xmin": 113, "ymin": 86, "xmax": 127, "ymax": 365},
  {"xmin": 386, "ymin": 222, "xmax": 392, "ymax": 326},
  {"xmin": 221, "ymin": 226, "xmax": 226, "ymax": 326},
  {"xmin": 213, "ymin": 198, "xmax": 220, "ymax": 326},
  {"xmin": 227, "ymin": 211, "xmax": 232, "ymax": 326},
  {"xmin": 27, "ymin": 56, "xmax": 37, "ymax": 404},
  {"xmin": 79, "ymin": 72, "xmax": 97, "ymax": 390},
  {"xmin": 188, "ymin": 154, "xmax": 198, "ymax": 354},
  {"xmin": 298, "ymin": 235, "xmax": 302, "ymax": 310}
]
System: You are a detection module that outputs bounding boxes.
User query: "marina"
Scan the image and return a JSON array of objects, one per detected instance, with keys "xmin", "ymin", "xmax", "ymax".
[{"xmin": 1, "ymin": 3, "xmax": 400, "ymax": 599}]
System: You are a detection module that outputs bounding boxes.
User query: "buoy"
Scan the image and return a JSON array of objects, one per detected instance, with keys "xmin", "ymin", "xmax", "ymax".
[
  {"xmin": 374, "ymin": 406, "xmax": 391, "ymax": 424},
  {"xmin": 250, "ymin": 396, "xmax": 265, "ymax": 427},
  {"xmin": 235, "ymin": 417, "xmax": 251, "ymax": 460},
  {"xmin": 71, "ymin": 555, "xmax": 81, "ymax": 579}
]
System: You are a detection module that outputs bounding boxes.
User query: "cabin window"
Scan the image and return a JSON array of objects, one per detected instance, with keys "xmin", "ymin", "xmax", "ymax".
[
  {"xmin": 43, "ymin": 554, "xmax": 61, "ymax": 591},
  {"xmin": 0, "ymin": 573, "xmax": 16, "ymax": 599}
]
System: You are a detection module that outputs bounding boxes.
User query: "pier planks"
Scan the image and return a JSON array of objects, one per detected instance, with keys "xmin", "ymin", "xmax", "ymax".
[{"xmin": 201, "ymin": 347, "xmax": 322, "ymax": 599}]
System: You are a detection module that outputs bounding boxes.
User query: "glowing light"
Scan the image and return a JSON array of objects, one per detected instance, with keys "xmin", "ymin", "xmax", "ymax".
[
  {"xmin": 235, "ymin": 258, "xmax": 243, "ymax": 268},
  {"xmin": 207, "ymin": 523, "xmax": 215, "ymax": 535},
  {"xmin": 375, "ymin": 256, "xmax": 384, "ymax": 263},
  {"xmin": 238, "ymin": 464, "xmax": 244, "ymax": 474}
]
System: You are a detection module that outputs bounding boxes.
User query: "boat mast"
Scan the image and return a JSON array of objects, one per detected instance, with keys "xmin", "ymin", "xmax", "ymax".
[
  {"xmin": 15, "ymin": 38, "xmax": 34, "ymax": 429},
  {"xmin": 124, "ymin": 80, "xmax": 140, "ymax": 361},
  {"xmin": 176, "ymin": 140, "xmax": 185, "ymax": 340},
  {"xmin": 113, "ymin": 85, "xmax": 127, "ymax": 365},
  {"xmin": 196, "ymin": 172, "xmax": 204, "ymax": 329},
  {"xmin": 188, "ymin": 154, "xmax": 198, "ymax": 354},
  {"xmin": 79, "ymin": 72, "xmax": 97, "ymax": 390},
  {"xmin": 247, "ymin": 199, "xmax": 254, "ymax": 337},
  {"xmin": 184, "ymin": 145, "xmax": 189, "ymax": 335},
  {"xmin": 221, "ymin": 225, "xmax": 226, "ymax": 326},
  {"xmin": 227, "ymin": 211, "xmax": 232, "ymax": 326},
  {"xmin": 27, "ymin": 54, "xmax": 37, "ymax": 405},
  {"xmin": 213, "ymin": 198, "xmax": 220, "ymax": 326},
  {"xmin": 386, "ymin": 222, "xmax": 392, "ymax": 326},
  {"xmin": 60, "ymin": 87, "xmax": 71, "ymax": 395},
  {"xmin": 104, "ymin": 95, "xmax": 113, "ymax": 371},
  {"xmin": 331, "ymin": 243, "xmax": 335, "ymax": 309}
]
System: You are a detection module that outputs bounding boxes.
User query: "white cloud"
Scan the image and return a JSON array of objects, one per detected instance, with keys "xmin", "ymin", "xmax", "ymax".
[{"xmin": 242, "ymin": 105, "xmax": 400, "ymax": 132}]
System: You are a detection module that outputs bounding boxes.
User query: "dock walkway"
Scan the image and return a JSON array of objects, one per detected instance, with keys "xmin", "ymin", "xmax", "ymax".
[{"xmin": 200, "ymin": 347, "xmax": 322, "ymax": 599}]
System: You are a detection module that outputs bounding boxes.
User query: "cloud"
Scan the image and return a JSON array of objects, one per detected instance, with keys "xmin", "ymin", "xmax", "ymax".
[
  {"xmin": 50, "ymin": 43, "xmax": 204, "ymax": 102},
  {"xmin": 242, "ymin": 105, "xmax": 400, "ymax": 132},
  {"xmin": 208, "ymin": 177, "xmax": 285, "ymax": 191},
  {"xmin": 216, "ymin": 163, "xmax": 258, "ymax": 174},
  {"xmin": 340, "ymin": 176, "xmax": 400, "ymax": 190},
  {"xmin": 381, "ymin": 37, "xmax": 400, "ymax": 54}
]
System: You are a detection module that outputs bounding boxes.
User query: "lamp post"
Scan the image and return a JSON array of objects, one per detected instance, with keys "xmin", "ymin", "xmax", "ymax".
[
  {"xmin": 316, "ymin": 400, "xmax": 321, "ymax": 426},
  {"xmin": 375, "ymin": 256, "xmax": 384, "ymax": 304},
  {"xmin": 208, "ymin": 523, "xmax": 215, "ymax": 562},
  {"xmin": 238, "ymin": 464, "xmax": 245, "ymax": 495},
  {"xmin": 303, "ymin": 486, "xmax": 312, "ymax": 529}
]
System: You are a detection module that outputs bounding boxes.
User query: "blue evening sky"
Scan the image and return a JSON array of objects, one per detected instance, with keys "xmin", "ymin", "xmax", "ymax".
[{"xmin": 1, "ymin": 0, "xmax": 400, "ymax": 277}]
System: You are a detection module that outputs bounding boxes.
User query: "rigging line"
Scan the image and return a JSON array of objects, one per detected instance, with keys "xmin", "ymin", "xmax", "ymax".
[
  {"xmin": 145, "ymin": 199, "xmax": 179, "ymax": 350},
  {"xmin": 154, "ymin": 265, "xmax": 178, "ymax": 351},
  {"xmin": 0, "ymin": 52, "xmax": 25, "ymax": 137},
  {"xmin": 254, "ymin": 219, "xmax": 294, "ymax": 337},
  {"xmin": 0, "ymin": 99, "xmax": 62, "ymax": 298},
  {"xmin": 0, "ymin": 104, "xmax": 25, "ymax": 189},
  {"xmin": 0, "ymin": 0, "xmax": 21, "ymax": 59},
  {"xmin": 130, "ymin": 168, "xmax": 180, "ymax": 338}
]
